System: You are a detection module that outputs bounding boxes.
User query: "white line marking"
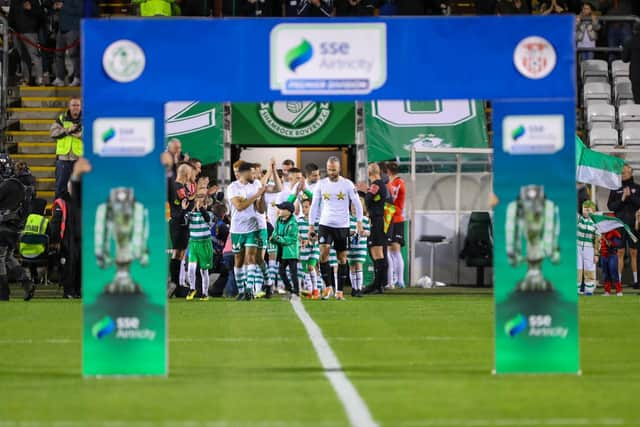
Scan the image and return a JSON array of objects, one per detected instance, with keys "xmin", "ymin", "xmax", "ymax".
[{"xmin": 289, "ymin": 297, "xmax": 378, "ymax": 427}]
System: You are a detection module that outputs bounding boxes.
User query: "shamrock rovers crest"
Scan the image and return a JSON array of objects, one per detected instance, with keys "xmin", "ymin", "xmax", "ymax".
[{"xmin": 259, "ymin": 102, "xmax": 331, "ymax": 138}]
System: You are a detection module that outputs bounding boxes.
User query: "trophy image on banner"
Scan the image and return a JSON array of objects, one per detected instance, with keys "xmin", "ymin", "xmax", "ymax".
[
  {"xmin": 505, "ymin": 185, "xmax": 560, "ymax": 292},
  {"xmin": 95, "ymin": 187, "xmax": 150, "ymax": 294}
]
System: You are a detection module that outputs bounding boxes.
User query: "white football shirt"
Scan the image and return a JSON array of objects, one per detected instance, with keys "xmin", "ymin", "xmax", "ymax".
[
  {"xmin": 310, "ymin": 176, "xmax": 363, "ymax": 229},
  {"xmin": 227, "ymin": 180, "xmax": 260, "ymax": 234}
]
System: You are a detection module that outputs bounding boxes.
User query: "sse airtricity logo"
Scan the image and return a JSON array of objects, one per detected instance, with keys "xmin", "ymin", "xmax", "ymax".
[
  {"xmin": 102, "ymin": 40, "xmax": 146, "ymax": 83},
  {"xmin": 92, "ymin": 316, "xmax": 116, "ymax": 339},
  {"xmin": 505, "ymin": 314, "xmax": 528, "ymax": 337},
  {"xmin": 286, "ymin": 40, "xmax": 313, "ymax": 72},
  {"xmin": 102, "ymin": 128, "xmax": 116, "ymax": 143},
  {"xmin": 511, "ymin": 125, "xmax": 526, "ymax": 141}
]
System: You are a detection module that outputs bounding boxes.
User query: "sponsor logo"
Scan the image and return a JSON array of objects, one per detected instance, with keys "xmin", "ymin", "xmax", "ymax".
[
  {"xmin": 511, "ymin": 125, "xmax": 526, "ymax": 141},
  {"xmin": 259, "ymin": 102, "xmax": 331, "ymax": 139},
  {"xmin": 92, "ymin": 316, "xmax": 116, "ymax": 339},
  {"xmin": 102, "ymin": 128, "xmax": 116, "ymax": 143},
  {"xmin": 286, "ymin": 39, "xmax": 313, "ymax": 72},
  {"xmin": 93, "ymin": 118, "xmax": 155, "ymax": 157},
  {"xmin": 270, "ymin": 23, "xmax": 387, "ymax": 95},
  {"xmin": 505, "ymin": 314, "xmax": 568, "ymax": 339},
  {"xmin": 93, "ymin": 316, "xmax": 156, "ymax": 341},
  {"xmin": 503, "ymin": 115, "xmax": 564, "ymax": 155},
  {"xmin": 505, "ymin": 314, "xmax": 527, "ymax": 337},
  {"xmin": 102, "ymin": 40, "xmax": 146, "ymax": 83},
  {"xmin": 513, "ymin": 36, "xmax": 556, "ymax": 80}
]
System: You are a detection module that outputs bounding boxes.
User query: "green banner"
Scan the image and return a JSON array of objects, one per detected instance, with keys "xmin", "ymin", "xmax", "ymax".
[
  {"xmin": 83, "ymin": 117, "xmax": 167, "ymax": 376},
  {"xmin": 232, "ymin": 101, "xmax": 355, "ymax": 146},
  {"xmin": 492, "ymin": 102, "xmax": 579, "ymax": 374},
  {"xmin": 365, "ymin": 100, "xmax": 489, "ymax": 161},
  {"xmin": 166, "ymin": 102, "xmax": 223, "ymax": 165}
]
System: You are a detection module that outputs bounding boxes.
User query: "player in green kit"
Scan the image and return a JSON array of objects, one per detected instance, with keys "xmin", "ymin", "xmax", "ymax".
[
  {"xmin": 298, "ymin": 198, "xmax": 321, "ymax": 299},
  {"xmin": 186, "ymin": 190, "xmax": 214, "ymax": 301},
  {"xmin": 348, "ymin": 197, "xmax": 370, "ymax": 297}
]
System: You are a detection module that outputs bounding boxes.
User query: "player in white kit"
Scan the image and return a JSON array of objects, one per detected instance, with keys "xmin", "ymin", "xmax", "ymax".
[{"xmin": 309, "ymin": 157, "xmax": 364, "ymax": 300}]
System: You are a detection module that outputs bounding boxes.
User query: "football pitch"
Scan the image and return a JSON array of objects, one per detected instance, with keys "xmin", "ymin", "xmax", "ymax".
[{"xmin": 1, "ymin": 288, "xmax": 640, "ymax": 427}]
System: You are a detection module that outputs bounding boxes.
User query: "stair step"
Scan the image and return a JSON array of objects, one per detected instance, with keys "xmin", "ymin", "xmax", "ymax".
[
  {"xmin": 37, "ymin": 190, "xmax": 55, "ymax": 203},
  {"xmin": 10, "ymin": 86, "xmax": 81, "ymax": 98},
  {"xmin": 36, "ymin": 178, "xmax": 55, "ymax": 191},
  {"xmin": 31, "ymin": 166, "xmax": 56, "ymax": 179},
  {"xmin": 12, "ymin": 154, "xmax": 56, "ymax": 167},
  {"xmin": 5, "ymin": 131, "xmax": 51, "ymax": 143},
  {"xmin": 21, "ymin": 97, "xmax": 69, "ymax": 108},
  {"xmin": 19, "ymin": 119, "xmax": 55, "ymax": 131},
  {"xmin": 8, "ymin": 108, "xmax": 65, "ymax": 120},
  {"xmin": 18, "ymin": 142, "xmax": 56, "ymax": 154}
]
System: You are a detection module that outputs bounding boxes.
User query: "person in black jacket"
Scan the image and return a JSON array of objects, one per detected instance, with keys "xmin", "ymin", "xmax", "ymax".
[
  {"xmin": 622, "ymin": 23, "xmax": 640, "ymax": 104},
  {"xmin": 9, "ymin": 0, "xmax": 45, "ymax": 85},
  {"xmin": 607, "ymin": 164, "xmax": 640, "ymax": 289},
  {"xmin": 335, "ymin": 0, "xmax": 374, "ymax": 15},
  {"xmin": 296, "ymin": 0, "xmax": 332, "ymax": 16},
  {"xmin": 358, "ymin": 163, "xmax": 389, "ymax": 294}
]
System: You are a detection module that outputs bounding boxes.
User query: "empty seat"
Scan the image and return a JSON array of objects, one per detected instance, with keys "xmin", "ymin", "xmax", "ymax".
[
  {"xmin": 615, "ymin": 80, "xmax": 634, "ymax": 106},
  {"xmin": 584, "ymin": 76, "xmax": 609, "ymax": 85},
  {"xmin": 612, "ymin": 60, "xmax": 630, "ymax": 80},
  {"xmin": 589, "ymin": 127, "xmax": 619, "ymax": 148},
  {"xmin": 582, "ymin": 59, "xmax": 609, "ymax": 80},
  {"xmin": 622, "ymin": 127, "xmax": 640, "ymax": 146},
  {"xmin": 583, "ymin": 82, "xmax": 612, "ymax": 105},
  {"xmin": 587, "ymin": 103, "xmax": 615, "ymax": 129},
  {"xmin": 618, "ymin": 104, "xmax": 640, "ymax": 129}
]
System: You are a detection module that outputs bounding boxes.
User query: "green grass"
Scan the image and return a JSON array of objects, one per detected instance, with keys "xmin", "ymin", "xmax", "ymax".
[{"xmin": 1, "ymin": 288, "xmax": 640, "ymax": 426}]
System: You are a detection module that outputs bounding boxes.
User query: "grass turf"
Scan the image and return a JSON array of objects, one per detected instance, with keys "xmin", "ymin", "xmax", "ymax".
[{"xmin": 1, "ymin": 288, "xmax": 640, "ymax": 426}]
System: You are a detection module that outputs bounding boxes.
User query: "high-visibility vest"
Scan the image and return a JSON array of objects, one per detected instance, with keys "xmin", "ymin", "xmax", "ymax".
[
  {"xmin": 19, "ymin": 214, "xmax": 49, "ymax": 258},
  {"xmin": 140, "ymin": 0, "xmax": 172, "ymax": 16},
  {"xmin": 55, "ymin": 114, "xmax": 83, "ymax": 157}
]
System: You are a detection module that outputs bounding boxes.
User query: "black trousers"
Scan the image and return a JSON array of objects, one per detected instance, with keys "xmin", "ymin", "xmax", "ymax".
[
  {"xmin": 278, "ymin": 258, "xmax": 299, "ymax": 294},
  {"xmin": 61, "ymin": 242, "xmax": 81, "ymax": 296}
]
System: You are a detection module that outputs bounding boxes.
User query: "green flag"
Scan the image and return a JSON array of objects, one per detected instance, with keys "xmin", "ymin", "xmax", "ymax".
[
  {"xmin": 576, "ymin": 136, "xmax": 624, "ymax": 190},
  {"xmin": 589, "ymin": 213, "xmax": 638, "ymax": 242},
  {"xmin": 165, "ymin": 102, "xmax": 223, "ymax": 165},
  {"xmin": 365, "ymin": 100, "xmax": 489, "ymax": 162}
]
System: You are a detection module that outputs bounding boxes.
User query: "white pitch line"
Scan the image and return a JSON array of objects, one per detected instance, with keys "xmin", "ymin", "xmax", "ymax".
[{"xmin": 289, "ymin": 297, "xmax": 378, "ymax": 427}]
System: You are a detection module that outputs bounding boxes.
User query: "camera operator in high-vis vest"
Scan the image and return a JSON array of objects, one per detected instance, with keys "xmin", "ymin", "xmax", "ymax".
[{"xmin": 50, "ymin": 97, "xmax": 83, "ymax": 198}]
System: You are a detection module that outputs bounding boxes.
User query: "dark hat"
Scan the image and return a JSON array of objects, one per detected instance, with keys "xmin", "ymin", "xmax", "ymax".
[{"xmin": 276, "ymin": 201, "xmax": 295, "ymax": 213}]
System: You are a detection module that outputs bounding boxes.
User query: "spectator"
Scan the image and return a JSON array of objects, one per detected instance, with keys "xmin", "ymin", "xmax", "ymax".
[
  {"xmin": 335, "ymin": 0, "xmax": 374, "ymax": 16},
  {"xmin": 9, "ymin": 0, "xmax": 45, "ymax": 86},
  {"xmin": 51, "ymin": 96, "xmax": 82, "ymax": 199},
  {"xmin": 540, "ymin": 0, "xmax": 568, "ymax": 14},
  {"xmin": 607, "ymin": 164, "xmax": 640, "ymax": 289},
  {"xmin": 576, "ymin": 2, "xmax": 600, "ymax": 61},
  {"xmin": 497, "ymin": 0, "xmax": 529, "ymax": 14},
  {"xmin": 598, "ymin": 0, "xmax": 633, "ymax": 62},
  {"xmin": 622, "ymin": 22, "xmax": 640, "ymax": 104},
  {"xmin": 240, "ymin": 0, "xmax": 272, "ymax": 16},
  {"xmin": 132, "ymin": 0, "xmax": 176, "ymax": 16},
  {"xmin": 296, "ymin": 0, "xmax": 332, "ymax": 16},
  {"xmin": 49, "ymin": 0, "xmax": 82, "ymax": 86},
  {"xmin": 376, "ymin": 0, "xmax": 396, "ymax": 15}
]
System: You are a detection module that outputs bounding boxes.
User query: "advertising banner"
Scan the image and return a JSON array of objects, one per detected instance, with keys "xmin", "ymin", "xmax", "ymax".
[
  {"xmin": 83, "ymin": 112, "xmax": 168, "ymax": 376},
  {"xmin": 232, "ymin": 101, "xmax": 355, "ymax": 146},
  {"xmin": 492, "ymin": 101, "xmax": 579, "ymax": 374}
]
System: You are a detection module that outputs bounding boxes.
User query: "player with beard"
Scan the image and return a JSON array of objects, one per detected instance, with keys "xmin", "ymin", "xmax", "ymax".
[
  {"xmin": 309, "ymin": 157, "xmax": 363, "ymax": 300},
  {"xmin": 228, "ymin": 161, "xmax": 266, "ymax": 300}
]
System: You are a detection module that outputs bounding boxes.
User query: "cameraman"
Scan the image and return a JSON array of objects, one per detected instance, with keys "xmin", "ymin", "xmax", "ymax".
[
  {"xmin": 0, "ymin": 155, "xmax": 36, "ymax": 301},
  {"xmin": 51, "ymin": 96, "xmax": 82, "ymax": 198}
]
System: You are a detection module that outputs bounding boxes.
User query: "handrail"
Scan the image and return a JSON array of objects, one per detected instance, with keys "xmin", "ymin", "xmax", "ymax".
[{"xmin": 0, "ymin": 15, "xmax": 7, "ymax": 153}]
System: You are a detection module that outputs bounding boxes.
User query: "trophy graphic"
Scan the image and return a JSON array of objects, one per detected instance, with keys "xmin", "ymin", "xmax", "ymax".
[
  {"xmin": 505, "ymin": 185, "xmax": 560, "ymax": 292},
  {"xmin": 95, "ymin": 187, "xmax": 149, "ymax": 295}
]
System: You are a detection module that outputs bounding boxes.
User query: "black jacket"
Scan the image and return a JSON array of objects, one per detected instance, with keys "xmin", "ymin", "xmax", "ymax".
[
  {"xmin": 622, "ymin": 34, "xmax": 640, "ymax": 85},
  {"xmin": 9, "ymin": 0, "xmax": 45, "ymax": 34},
  {"xmin": 365, "ymin": 178, "xmax": 388, "ymax": 218},
  {"xmin": 335, "ymin": 0, "xmax": 374, "ymax": 16},
  {"xmin": 608, "ymin": 177, "xmax": 640, "ymax": 228}
]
